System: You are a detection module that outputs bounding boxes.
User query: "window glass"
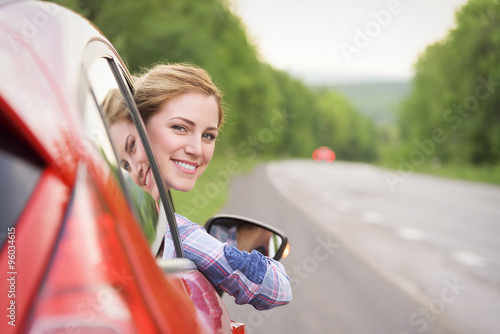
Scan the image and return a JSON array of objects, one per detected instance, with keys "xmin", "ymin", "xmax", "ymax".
[
  {"xmin": 0, "ymin": 127, "xmax": 44, "ymax": 249},
  {"xmin": 83, "ymin": 58, "xmax": 161, "ymax": 254}
]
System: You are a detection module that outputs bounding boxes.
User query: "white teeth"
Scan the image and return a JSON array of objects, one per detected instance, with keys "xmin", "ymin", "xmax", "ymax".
[
  {"xmin": 145, "ymin": 169, "xmax": 151, "ymax": 187},
  {"xmin": 174, "ymin": 161, "xmax": 196, "ymax": 170}
]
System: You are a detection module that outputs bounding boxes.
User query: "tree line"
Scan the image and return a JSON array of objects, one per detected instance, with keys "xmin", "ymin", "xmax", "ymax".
[
  {"xmin": 56, "ymin": 0, "xmax": 378, "ymax": 162},
  {"xmin": 397, "ymin": 0, "xmax": 500, "ymax": 167}
]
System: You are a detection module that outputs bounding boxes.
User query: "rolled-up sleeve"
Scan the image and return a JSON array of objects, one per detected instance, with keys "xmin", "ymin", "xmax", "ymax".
[{"xmin": 163, "ymin": 214, "xmax": 292, "ymax": 310}]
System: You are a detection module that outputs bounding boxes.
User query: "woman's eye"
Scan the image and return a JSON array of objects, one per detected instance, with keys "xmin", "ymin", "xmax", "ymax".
[
  {"xmin": 203, "ymin": 133, "xmax": 216, "ymax": 141},
  {"xmin": 172, "ymin": 125, "xmax": 187, "ymax": 132},
  {"xmin": 122, "ymin": 160, "xmax": 130, "ymax": 171},
  {"xmin": 130, "ymin": 140, "xmax": 136, "ymax": 152}
]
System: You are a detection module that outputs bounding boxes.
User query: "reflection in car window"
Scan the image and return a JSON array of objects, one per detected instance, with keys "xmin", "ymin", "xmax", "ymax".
[
  {"xmin": 83, "ymin": 58, "xmax": 160, "ymax": 252},
  {"xmin": 123, "ymin": 172, "xmax": 159, "ymax": 244},
  {"xmin": 0, "ymin": 127, "xmax": 44, "ymax": 249}
]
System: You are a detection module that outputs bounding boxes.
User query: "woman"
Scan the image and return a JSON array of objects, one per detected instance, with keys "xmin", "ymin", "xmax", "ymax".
[{"xmin": 104, "ymin": 63, "xmax": 291, "ymax": 310}]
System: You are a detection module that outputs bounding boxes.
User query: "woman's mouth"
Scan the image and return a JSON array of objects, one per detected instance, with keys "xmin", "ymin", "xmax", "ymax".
[
  {"xmin": 172, "ymin": 159, "xmax": 198, "ymax": 174},
  {"xmin": 143, "ymin": 166, "xmax": 152, "ymax": 189}
]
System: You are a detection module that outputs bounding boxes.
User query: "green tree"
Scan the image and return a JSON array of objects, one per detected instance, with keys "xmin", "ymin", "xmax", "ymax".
[
  {"xmin": 53, "ymin": 0, "xmax": 379, "ymax": 162},
  {"xmin": 399, "ymin": 0, "xmax": 500, "ymax": 166},
  {"xmin": 316, "ymin": 91, "xmax": 378, "ymax": 161}
]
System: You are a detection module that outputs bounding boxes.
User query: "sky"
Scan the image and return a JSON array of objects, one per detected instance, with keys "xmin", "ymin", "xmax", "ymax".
[{"xmin": 230, "ymin": 0, "xmax": 469, "ymax": 84}]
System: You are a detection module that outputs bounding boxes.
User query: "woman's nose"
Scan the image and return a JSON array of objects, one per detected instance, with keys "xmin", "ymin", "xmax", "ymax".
[
  {"xmin": 184, "ymin": 136, "xmax": 202, "ymax": 157},
  {"xmin": 127, "ymin": 159, "xmax": 143, "ymax": 183},
  {"xmin": 130, "ymin": 141, "xmax": 147, "ymax": 179}
]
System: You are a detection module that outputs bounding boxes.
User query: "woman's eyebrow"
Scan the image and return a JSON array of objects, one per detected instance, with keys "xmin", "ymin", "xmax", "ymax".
[
  {"xmin": 125, "ymin": 134, "xmax": 132, "ymax": 153},
  {"xmin": 170, "ymin": 116, "xmax": 195, "ymax": 126},
  {"xmin": 170, "ymin": 116, "xmax": 219, "ymax": 131}
]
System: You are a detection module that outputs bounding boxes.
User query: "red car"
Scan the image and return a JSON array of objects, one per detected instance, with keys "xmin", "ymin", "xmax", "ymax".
[{"xmin": 0, "ymin": 1, "xmax": 288, "ymax": 333}]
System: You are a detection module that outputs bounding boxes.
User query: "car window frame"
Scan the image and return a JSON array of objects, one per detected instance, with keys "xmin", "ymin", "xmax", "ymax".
[{"xmin": 80, "ymin": 38, "xmax": 185, "ymax": 258}]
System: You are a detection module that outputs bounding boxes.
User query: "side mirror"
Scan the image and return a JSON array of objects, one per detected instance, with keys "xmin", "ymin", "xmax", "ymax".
[{"xmin": 205, "ymin": 214, "xmax": 290, "ymax": 261}]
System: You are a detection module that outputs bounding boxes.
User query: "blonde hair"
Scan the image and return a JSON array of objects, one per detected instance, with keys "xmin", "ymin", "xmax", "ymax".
[
  {"xmin": 102, "ymin": 87, "xmax": 130, "ymax": 126},
  {"xmin": 103, "ymin": 64, "xmax": 224, "ymax": 128},
  {"xmin": 134, "ymin": 63, "xmax": 224, "ymax": 127}
]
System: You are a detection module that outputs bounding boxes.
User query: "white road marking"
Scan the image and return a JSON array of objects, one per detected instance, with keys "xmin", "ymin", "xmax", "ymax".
[
  {"xmin": 396, "ymin": 227, "xmax": 425, "ymax": 241},
  {"xmin": 451, "ymin": 250, "xmax": 488, "ymax": 268}
]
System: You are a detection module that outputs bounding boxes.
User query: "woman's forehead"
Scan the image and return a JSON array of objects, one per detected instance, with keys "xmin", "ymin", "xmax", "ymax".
[
  {"xmin": 109, "ymin": 121, "xmax": 138, "ymax": 151},
  {"xmin": 153, "ymin": 93, "xmax": 219, "ymax": 125}
]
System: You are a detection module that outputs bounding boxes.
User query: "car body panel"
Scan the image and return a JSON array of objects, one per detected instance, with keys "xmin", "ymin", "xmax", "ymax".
[
  {"xmin": 0, "ymin": 0, "xmax": 88, "ymax": 184},
  {"xmin": 24, "ymin": 165, "xmax": 203, "ymax": 333},
  {"xmin": 0, "ymin": 168, "xmax": 68, "ymax": 332},
  {"xmin": 0, "ymin": 1, "xmax": 242, "ymax": 333},
  {"xmin": 173, "ymin": 270, "xmax": 233, "ymax": 332}
]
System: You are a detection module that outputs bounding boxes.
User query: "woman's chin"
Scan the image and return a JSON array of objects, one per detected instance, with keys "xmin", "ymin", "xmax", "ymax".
[
  {"xmin": 172, "ymin": 182, "xmax": 196, "ymax": 193},
  {"xmin": 149, "ymin": 188, "xmax": 160, "ymax": 202},
  {"xmin": 176, "ymin": 186, "xmax": 195, "ymax": 193}
]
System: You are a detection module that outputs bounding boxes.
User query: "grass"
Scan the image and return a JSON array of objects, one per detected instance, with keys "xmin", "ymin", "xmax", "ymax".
[
  {"xmin": 377, "ymin": 143, "xmax": 500, "ymax": 186},
  {"xmin": 378, "ymin": 157, "xmax": 500, "ymax": 186},
  {"xmin": 404, "ymin": 163, "xmax": 500, "ymax": 185}
]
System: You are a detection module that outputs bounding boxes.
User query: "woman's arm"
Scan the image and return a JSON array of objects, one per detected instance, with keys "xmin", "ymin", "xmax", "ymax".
[{"xmin": 163, "ymin": 214, "xmax": 292, "ymax": 310}]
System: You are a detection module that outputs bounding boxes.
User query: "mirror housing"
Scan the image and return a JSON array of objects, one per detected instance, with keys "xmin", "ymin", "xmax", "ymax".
[{"xmin": 205, "ymin": 214, "xmax": 289, "ymax": 261}]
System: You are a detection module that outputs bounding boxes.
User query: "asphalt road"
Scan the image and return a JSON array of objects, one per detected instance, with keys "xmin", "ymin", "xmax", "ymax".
[{"xmin": 218, "ymin": 160, "xmax": 500, "ymax": 334}]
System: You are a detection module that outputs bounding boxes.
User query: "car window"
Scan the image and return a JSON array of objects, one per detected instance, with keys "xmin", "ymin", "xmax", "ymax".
[
  {"xmin": 83, "ymin": 58, "xmax": 162, "ymax": 254},
  {"xmin": 0, "ymin": 121, "xmax": 44, "ymax": 249}
]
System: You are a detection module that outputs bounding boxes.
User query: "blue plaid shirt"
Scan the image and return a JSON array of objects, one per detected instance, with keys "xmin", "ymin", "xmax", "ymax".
[{"xmin": 162, "ymin": 214, "xmax": 292, "ymax": 310}]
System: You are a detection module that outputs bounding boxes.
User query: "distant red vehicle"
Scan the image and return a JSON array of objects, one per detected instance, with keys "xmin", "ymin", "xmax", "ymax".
[
  {"xmin": 313, "ymin": 146, "xmax": 336, "ymax": 162},
  {"xmin": 0, "ymin": 1, "xmax": 288, "ymax": 333}
]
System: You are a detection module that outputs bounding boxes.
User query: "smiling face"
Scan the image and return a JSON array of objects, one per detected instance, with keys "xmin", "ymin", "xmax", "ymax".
[
  {"xmin": 109, "ymin": 120, "xmax": 159, "ymax": 199},
  {"xmin": 109, "ymin": 92, "xmax": 219, "ymax": 201},
  {"xmin": 146, "ymin": 92, "xmax": 219, "ymax": 194}
]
